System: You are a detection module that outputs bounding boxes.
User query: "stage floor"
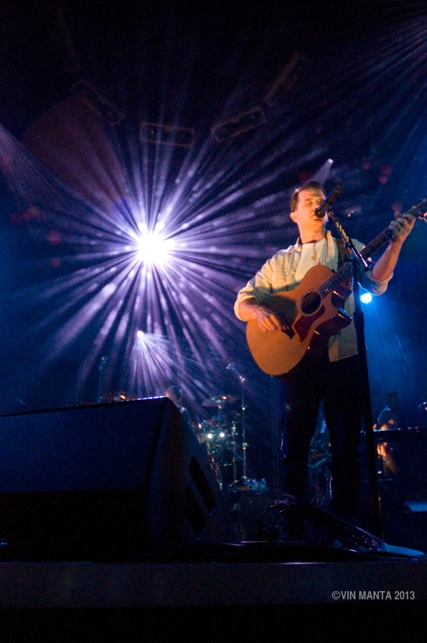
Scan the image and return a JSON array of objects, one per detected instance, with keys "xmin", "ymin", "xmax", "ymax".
[
  {"xmin": 1, "ymin": 542, "xmax": 426, "ymax": 609},
  {"xmin": 1, "ymin": 546, "xmax": 426, "ymax": 642}
]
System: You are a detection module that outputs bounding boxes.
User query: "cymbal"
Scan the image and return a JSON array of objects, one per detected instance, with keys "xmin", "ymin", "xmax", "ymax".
[
  {"xmin": 202, "ymin": 395, "xmax": 239, "ymax": 407},
  {"xmin": 201, "ymin": 418, "xmax": 229, "ymax": 428}
]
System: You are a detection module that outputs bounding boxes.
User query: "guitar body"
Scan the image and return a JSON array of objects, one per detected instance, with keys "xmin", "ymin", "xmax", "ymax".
[{"xmin": 246, "ymin": 264, "xmax": 352, "ymax": 379}]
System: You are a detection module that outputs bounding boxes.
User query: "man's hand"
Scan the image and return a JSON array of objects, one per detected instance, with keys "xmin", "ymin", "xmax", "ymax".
[
  {"xmin": 238, "ymin": 298, "xmax": 283, "ymax": 331},
  {"xmin": 255, "ymin": 305, "xmax": 283, "ymax": 332},
  {"xmin": 388, "ymin": 212, "xmax": 416, "ymax": 245},
  {"xmin": 371, "ymin": 211, "xmax": 415, "ymax": 282}
]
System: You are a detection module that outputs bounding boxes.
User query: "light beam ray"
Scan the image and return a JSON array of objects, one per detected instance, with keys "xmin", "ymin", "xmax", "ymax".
[{"xmin": 2, "ymin": 4, "xmax": 427, "ymax": 435}]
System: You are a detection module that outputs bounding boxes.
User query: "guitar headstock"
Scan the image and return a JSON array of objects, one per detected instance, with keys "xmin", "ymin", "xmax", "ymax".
[{"xmin": 405, "ymin": 197, "xmax": 427, "ymax": 222}]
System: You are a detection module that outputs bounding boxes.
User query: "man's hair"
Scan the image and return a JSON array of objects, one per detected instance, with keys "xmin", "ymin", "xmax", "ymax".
[{"xmin": 290, "ymin": 180, "xmax": 324, "ymax": 212}]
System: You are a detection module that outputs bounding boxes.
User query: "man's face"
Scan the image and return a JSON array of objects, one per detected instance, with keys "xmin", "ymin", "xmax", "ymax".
[{"xmin": 290, "ymin": 187, "xmax": 326, "ymax": 229}]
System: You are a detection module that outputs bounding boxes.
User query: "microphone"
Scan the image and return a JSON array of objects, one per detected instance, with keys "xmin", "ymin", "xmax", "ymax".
[{"xmin": 314, "ymin": 183, "xmax": 343, "ymax": 218}]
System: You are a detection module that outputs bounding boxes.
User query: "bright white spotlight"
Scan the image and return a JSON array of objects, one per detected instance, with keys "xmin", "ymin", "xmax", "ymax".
[
  {"xmin": 135, "ymin": 229, "xmax": 174, "ymax": 266},
  {"xmin": 360, "ymin": 292, "xmax": 373, "ymax": 304},
  {"xmin": 136, "ymin": 329, "xmax": 144, "ymax": 339}
]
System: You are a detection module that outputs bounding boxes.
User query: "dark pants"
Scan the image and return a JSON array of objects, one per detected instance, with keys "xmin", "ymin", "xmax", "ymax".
[{"xmin": 282, "ymin": 354, "xmax": 362, "ymax": 523}]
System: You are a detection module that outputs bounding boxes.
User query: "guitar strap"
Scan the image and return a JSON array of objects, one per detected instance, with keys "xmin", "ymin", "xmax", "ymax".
[{"xmin": 336, "ymin": 238, "xmax": 351, "ymax": 267}]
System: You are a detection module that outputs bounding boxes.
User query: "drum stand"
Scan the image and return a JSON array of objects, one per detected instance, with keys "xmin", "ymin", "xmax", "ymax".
[
  {"xmin": 226, "ymin": 364, "xmax": 248, "ymax": 481},
  {"xmin": 201, "ymin": 387, "xmax": 246, "ymax": 489},
  {"xmin": 97, "ymin": 356, "xmax": 108, "ymax": 403},
  {"xmin": 230, "ymin": 420, "xmax": 239, "ymax": 481}
]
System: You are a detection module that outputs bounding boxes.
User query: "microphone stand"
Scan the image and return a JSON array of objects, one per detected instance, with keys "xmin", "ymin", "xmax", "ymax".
[{"xmin": 328, "ymin": 212, "xmax": 383, "ymax": 539}]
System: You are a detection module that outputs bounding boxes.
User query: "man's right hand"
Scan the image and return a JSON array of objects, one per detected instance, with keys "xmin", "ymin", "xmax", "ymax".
[
  {"xmin": 254, "ymin": 305, "xmax": 283, "ymax": 332},
  {"xmin": 238, "ymin": 298, "xmax": 283, "ymax": 332}
]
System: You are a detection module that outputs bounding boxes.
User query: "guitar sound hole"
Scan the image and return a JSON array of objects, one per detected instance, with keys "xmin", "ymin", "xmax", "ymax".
[{"xmin": 301, "ymin": 291, "xmax": 321, "ymax": 315}]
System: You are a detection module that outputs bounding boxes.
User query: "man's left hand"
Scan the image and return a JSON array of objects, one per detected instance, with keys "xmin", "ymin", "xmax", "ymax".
[{"xmin": 388, "ymin": 212, "xmax": 416, "ymax": 244}]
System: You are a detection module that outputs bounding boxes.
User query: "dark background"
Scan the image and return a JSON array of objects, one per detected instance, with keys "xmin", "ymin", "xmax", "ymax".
[{"xmin": 1, "ymin": 0, "xmax": 427, "ymax": 488}]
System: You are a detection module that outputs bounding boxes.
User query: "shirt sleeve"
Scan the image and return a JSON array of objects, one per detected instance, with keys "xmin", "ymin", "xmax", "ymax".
[
  {"xmin": 233, "ymin": 257, "xmax": 275, "ymax": 320},
  {"xmin": 354, "ymin": 239, "xmax": 392, "ymax": 295},
  {"xmin": 362, "ymin": 268, "xmax": 391, "ymax": 295}
]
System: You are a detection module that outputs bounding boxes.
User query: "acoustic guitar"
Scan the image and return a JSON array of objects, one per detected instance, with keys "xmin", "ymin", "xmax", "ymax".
[{"xmin": 246, "ymin": 199, "xmax": 427, "ymax": 380}]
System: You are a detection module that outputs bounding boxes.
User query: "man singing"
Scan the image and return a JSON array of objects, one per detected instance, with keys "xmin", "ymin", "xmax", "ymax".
[{"xmin": 234, "ymin": 181, "xmax": 414, "ymax": 530}]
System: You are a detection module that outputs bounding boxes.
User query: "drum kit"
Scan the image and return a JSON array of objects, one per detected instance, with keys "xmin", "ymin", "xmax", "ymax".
[
  {"xmin": 96, "ymin": 353, "xmax": 249, "ymax": 490},
  {"xmin": 192, "ymin": 394, "xmax": 243, "ymax": 490}
]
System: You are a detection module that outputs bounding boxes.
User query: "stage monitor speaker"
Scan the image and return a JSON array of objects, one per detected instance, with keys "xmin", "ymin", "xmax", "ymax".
[{"xmin": 0, "ymin": 397, "xmax": 233, "ymax": 550}]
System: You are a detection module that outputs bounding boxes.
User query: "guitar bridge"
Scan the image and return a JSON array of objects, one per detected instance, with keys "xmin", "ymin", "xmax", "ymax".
[
  {"xmin": 331, "ymin": 291, "xmax": 352, "ymax": 323},
  {"xmin": 336, "ymin": 307, "xmax": 352, "ymax": 323}
]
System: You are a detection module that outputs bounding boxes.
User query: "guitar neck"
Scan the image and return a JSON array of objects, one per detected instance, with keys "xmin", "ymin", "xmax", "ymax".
[
  {"xmin": 360, "ymin": 228, "xmax": 393, "ymax": 261},
  {"xmin": 318, "ymin": 227, "xmax": 392, "ymax": 298},
  {"xmin": 318, "ymin": 196, "xmax": 427, "ymax": 297}
]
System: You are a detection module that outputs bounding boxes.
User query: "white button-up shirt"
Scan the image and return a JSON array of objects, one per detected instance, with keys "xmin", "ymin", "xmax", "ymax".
[{"xmin": 234, "ymin": 231, "xmax": 391, "ymax": 362}]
